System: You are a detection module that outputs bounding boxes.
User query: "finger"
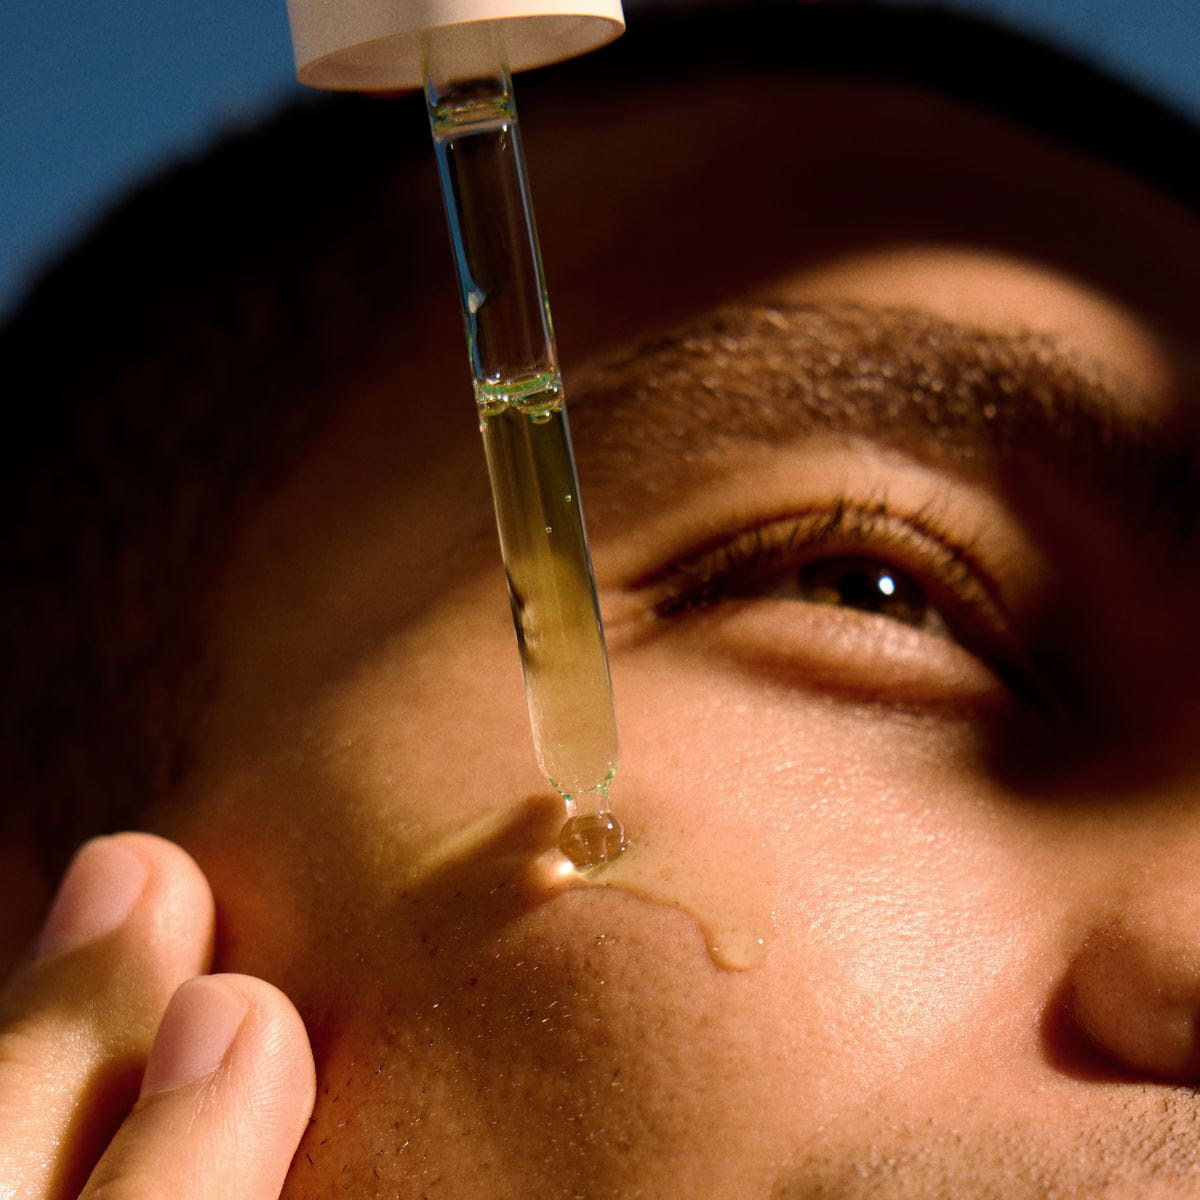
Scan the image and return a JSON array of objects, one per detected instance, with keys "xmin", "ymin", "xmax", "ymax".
[
  {"xmin": 80, "ymin": 975, "xmax": 316, "ymax": 1200},
  {"xmin": 0, "ymin": 833, "xmax": 214, "ymax": 1199}
]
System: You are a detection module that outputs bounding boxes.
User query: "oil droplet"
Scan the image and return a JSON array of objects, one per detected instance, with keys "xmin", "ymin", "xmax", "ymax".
[
  {"xmin": 568, "ymin": 823, "xmax": 775, "ymax": 971},
  {"xmin": 559, "ymin": 811, "xmax": 628, "ymax": 871}
]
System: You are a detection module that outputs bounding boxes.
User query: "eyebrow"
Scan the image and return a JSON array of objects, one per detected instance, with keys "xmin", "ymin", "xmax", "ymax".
[{"xmin": 565, "ymin": 300, "xmax": 1200, "ymax": 551}]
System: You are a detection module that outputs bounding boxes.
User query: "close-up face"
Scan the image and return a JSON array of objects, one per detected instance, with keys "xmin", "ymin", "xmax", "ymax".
[{"xmin": 97, "ymin": 63, "xmax": 1200, "ymax": 1200}]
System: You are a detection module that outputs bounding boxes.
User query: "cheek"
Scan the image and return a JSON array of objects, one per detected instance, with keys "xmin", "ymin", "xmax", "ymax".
[
  {"xmin": 150, "ymin": 593, "xmax": 1071, "ymax": 1195},
  {"xmin": 151, "ymin": 581, "xmax": 543, "ymax": 978},
  {"xmin": 611, "ymin": 643, "xmax": 1054, "ymax": 1077}
]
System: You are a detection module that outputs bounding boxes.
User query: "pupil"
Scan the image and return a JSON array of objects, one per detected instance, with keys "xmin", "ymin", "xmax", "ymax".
[{"xmin": 798, "ymin": 557, "xmax": 927, "ymax": 626}]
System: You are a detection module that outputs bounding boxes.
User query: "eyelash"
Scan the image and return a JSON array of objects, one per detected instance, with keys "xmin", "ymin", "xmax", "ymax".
[{"xmin": 644, "ymin": 499, "xmax": 1039, "ymax": 701}]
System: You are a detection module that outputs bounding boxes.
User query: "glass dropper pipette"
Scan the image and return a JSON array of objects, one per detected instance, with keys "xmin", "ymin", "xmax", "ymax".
[{"xmin": 424, "ymin": 48, "xmax": 625, "ymax": 870}]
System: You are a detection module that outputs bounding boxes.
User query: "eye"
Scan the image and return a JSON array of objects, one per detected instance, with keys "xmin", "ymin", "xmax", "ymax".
[
  {"xmin": 758, "ymin": 555, "xmax": 945, "ymax": 635},
  {"xmin": 643, "ymin": 502, "xmax": 1043, "ymax": 705}
]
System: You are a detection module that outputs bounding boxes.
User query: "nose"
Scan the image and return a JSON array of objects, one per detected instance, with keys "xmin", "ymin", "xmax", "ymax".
[{"xmin": 1068, "ymin": 859, "xmax": 1200, "ymax": 1082}]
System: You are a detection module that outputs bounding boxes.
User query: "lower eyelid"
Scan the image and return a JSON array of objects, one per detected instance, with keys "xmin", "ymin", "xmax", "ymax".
[{"xmin": 650, "ymin": 595, "xmax": 1010, "ymax": 708}]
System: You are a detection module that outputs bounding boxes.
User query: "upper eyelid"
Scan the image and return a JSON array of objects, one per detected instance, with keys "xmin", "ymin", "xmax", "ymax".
[{"xmin": 635, "ymin": 501, "xmax": 1004, "ymax": 613}]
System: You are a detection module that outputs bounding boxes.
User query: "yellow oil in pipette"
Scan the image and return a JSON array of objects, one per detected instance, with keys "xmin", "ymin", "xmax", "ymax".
[{"xmin": 425, "ymin": 59, "xmax": 625, "ymax": 870}]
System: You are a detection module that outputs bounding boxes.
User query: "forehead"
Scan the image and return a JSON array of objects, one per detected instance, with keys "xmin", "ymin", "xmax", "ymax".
[
  {"xmin": 297, "ymin": 69, "xmax": 1200, "ymax": 619},
  {"xmin": 207, "ymin": 67, "xmax": 1200, "ymax": 702}
]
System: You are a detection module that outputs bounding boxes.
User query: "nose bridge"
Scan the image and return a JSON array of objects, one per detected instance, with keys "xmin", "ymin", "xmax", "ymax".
[
  {"xmin": 1121, "ymin": 683, "xmax": 1200, "ymax": 785},
  {"xmin": 1018, "ymin": 501, "xmax": 1200, "ymax": 781}
]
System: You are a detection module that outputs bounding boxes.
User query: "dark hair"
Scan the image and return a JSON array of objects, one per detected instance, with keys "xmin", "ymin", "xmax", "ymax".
[
  {"xmin": 603, "ymin": 1, "xmax": 1200, "ymax": 213},
  {"xmin": 3, "ymin": 1, "xmax": 1198, "ymax": 873}
]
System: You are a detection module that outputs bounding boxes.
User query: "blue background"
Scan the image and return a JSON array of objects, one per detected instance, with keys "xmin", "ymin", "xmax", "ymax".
[{"xmin": 2, "ymin": 0, "xmax": 1197, "ymax": 319}]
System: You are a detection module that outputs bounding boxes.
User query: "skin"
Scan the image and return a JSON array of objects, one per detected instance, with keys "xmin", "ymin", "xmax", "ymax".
[{"xmin": 4, "ymin": 71, "xmax": 1200, "ymax": 1198}]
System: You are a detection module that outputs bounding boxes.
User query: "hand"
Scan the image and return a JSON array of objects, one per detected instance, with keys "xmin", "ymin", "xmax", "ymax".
[{"xmin": 0, "ymin": 833, "xmax": 315, "ymax": 1199}]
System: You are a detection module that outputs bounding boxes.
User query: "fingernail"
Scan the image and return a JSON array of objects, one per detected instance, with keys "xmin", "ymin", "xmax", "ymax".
[
  {"xmin": 36, "ymin": 837, "xmax": 150, "ymax": 961},
  {"xmin": 140, "ymin": 977, "xmax": 249, "ymax": 1098}
]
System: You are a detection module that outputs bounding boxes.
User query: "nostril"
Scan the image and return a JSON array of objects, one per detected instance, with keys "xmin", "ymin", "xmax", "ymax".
[
  {"xmin": 1040, "ymin": 974, "xmax": 1138, "ymax": 1083},
  {"xmin": 1064, "ymin": 917, "xmax": 1200, "ymax": 1085}
]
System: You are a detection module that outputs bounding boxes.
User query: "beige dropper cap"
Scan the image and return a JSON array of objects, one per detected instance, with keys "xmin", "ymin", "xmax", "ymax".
[{"xmin": 287, "ymin": 0, "xmax": 625, "ymax": 91}]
